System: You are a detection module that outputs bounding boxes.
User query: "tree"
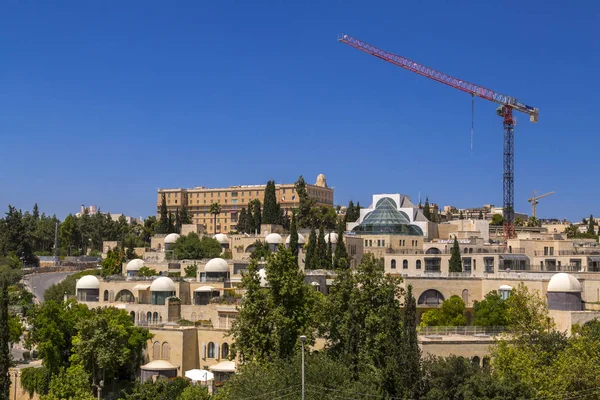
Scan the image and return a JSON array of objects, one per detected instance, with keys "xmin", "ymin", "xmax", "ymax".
[
  {"xmin": 588, "ymin": 214, "xmax": 595, "ymax": 234},
  {"xmin": 473, "ymin": 291, "xmax": 508, "ymax": 327},
  {"xmin": 43, "ymin": 270, "xmax": 100, "ymax": 304},
  {"xmin": 137, "ymin": 266, "xmax": 159, "ymax": 277},
  {"xmin": 178, "ymin": 384, "xmax": 210, "ymax": 400},
  {"xmin": 304, "ymin": 228, "xmax": 316, "ymax": 269},
  {"xmin": 184, "ymin": 264, "xmax": 197, "ymax": 278},
  {"xmin": 236, "ymin": 207, "xmax": 248, "ymax": 233},
  {"xmin": 316, "ymin": 228, "xmax": 327, "ymax": 270},
  {"xmin": 478, "ymin": 210, "xmax": 483, "ymax": 220},
  {"xmin": 41, "ymin": 364, "xmax": 95, "ymax": 400},
  {"xmin": 527, "ymin": 216, "xmax": 540, "ymax": 227},
  {"xmin": 402, "ymin": 285, "xmax": 421, "ymax": 398},
  {"xmin": 101, "ymin": 247, "xmax": 125, "ymax": 277},
  {"xmin": 505, "ymin": 283, "xmax": 551, "ymax": 335},
  {"xmin": 249, "ymin": 240, "xmax": 270, "ymax": 261},
  {"xmin": 262, "ymin": 180, "xmax": 279, "ymax": 225},
  {"xmin": 172, "ymin": 233, "xmax": 221, "ymax": 260},
  {"xmin": 180, "ymin": 203, "xmax": 191, "ymax": 225},
  {"xmin": 515, "ymin": 216, "xmax": 525, "ymax": 227},
  {"xmin": 0, "ymin": 275, "xmax": 10, "ymax": 400},
  {"xmin": 250, "ymin": 200, "xmax": 262, "ymax": 233},
  {"xmin": 289, "ymin": 213, "xmax": 299, "ymax": 260},
  {"xmin": 157, "ymin": 194, "xmax": 169, "ymax": 234},
  {"xmin": 325, "ymin": 236, "xmax": 333, "ymax": 270},
  {"xmin": 448, "ymin": 237, "xmax": 462, "ymax": 272},
  {"xmin": 122, "ymin": 377, "xmax": 189, "ymax": 400},
  {"xmin": 209, "ymin": 203, "xmax": 221, "ymax": 235},
  {"xmin": 491, "ymin": 213, "xmax": 504, "ymax": 226},
  {"xmin": 459, "ymin": 210, "xmax": 464, "ymax": 220},
  {"xmin": 295, "ymin": 176, "xmax": 315, "ymax": 228},
  {"xmin": 423, "ymin": 197, "xmax": 431, "ymax": 221},
  {"xmin": 420, "ymin": 295, "xmax": 467, "ymax": 327},
  {"xmin": 333, "ymin": 221, "xmax": 349, "ymax": 269}
]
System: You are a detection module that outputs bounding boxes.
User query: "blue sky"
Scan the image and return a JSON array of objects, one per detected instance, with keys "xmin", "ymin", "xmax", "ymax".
[{"xmin": 1, "ymin": 1, "xmax": 598, "ymax": 221}]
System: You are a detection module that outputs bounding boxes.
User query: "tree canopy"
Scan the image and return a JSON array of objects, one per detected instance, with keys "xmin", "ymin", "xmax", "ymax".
[{"xmin": 172, "ymin": 233, "xmax": 221, "ymax": 260}]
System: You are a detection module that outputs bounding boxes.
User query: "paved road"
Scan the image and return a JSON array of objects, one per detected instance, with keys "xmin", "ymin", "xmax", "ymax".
[{"xmin": 23, "ymin": 271, "xmax": 73, "ymax": 302}]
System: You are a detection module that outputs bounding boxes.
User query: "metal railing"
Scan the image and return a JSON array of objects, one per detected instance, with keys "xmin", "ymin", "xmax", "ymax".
[{"xmin": 418, "ymin": 326, "xmax": 509, "ymax": 336}]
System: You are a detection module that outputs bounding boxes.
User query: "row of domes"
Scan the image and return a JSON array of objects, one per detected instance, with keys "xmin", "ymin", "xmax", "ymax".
[{"xmin": 165, "ymin": 232, "xmax": 338, "ymax": 247}]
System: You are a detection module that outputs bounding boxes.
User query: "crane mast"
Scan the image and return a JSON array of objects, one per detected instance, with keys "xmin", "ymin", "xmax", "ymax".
[{"xmin": 338, "ymin": 34, "xmax": 539, "ymax": 239}]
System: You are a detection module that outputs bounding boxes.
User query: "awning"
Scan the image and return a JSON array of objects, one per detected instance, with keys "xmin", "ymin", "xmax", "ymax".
[
  {"xmin": 132, "ymin": 284, "xmax": 151, "ymax": 290},
  {"xmin": 141, "ymin": 360, "xmax": 177, "ymax": 371},
  {"xmin": 500, "ymin": 254, "xmax": 529, "ymax": 261},
  {"xmin": 194, "ymin": 286, "xmax": 219, "ymax": 292},
  {"xmin": 588, "ymin": 256, "xmax": 600, "ymax": 262},
  {"xmin": 209, "ymin": 360, "xmax": 236, "ymax": 373}
]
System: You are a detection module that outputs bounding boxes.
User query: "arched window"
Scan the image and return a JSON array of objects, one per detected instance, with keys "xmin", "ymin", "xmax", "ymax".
[
  {"xmin": 152, "ymin": 341, "xmax": 160, "ymax": 359},
  {"xmin": 115, "ymin": 290, "xmax": 135, "ymax": 303},
  {"xmin": 472, "ymin": 356, "xmax": 481, "ymax": 366},
  {"xmin": 129, "ymin": 311, "xmax": 135, "ymax": 323},
  {"xmin": 391, "ymin": 259, "xmax": 396, "ymax": 269},
  {"xmin": 418, "ymin": 289, "xmax": 445, "ymax": 305},
  {"xmin": 482, "ymin": 357, "xmax": 490, "ymax": 368},
  {"xmin": 403, "ymin": 260, "xmax": 408, "ymax": 269},
  {"xmin": 462, "ymin": 289, "xmax": 469, "ymax": 305},
  {"xmin": 162, "ymin": 342, "xmax": 170, "ymax": 360},
  {"xmin": 426, "ymin": 247, "xmax": 442, "ymax": 255},
  {"xmin": 221, "ymin": 343, "xmax": 229, "ymax": 359},
  {"xmin": 469, "ymin": 248, "xmax": 474, "ymax": 254},
  {"xmin": 416, "ymin": 260, "xmax": 422, "ymax": 269},
  {"xmin": 153, "ymin": 312, "xmax": 159, "ymax": 324},
  {"xmin": 103, "ymin": 290, "xmax": 109, "ymax": 302},
  {"xmin": 207, "ymin": 342, "xmax": 215, "ymax": 358},
  {"xmin": 146, "ymin": 312, "xmax": 152, "ymax": 323}
]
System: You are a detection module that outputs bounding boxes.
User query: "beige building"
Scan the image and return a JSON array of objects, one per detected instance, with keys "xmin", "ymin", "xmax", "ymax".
[{"xmin": 157, "ymin": 174, "xmax": 334, "ymax": 234}]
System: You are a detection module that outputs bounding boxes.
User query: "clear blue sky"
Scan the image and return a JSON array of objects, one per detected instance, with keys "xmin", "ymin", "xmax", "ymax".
[{"xmin": 1, "ymin": 1, "xmax": 598, "ymax": 221}]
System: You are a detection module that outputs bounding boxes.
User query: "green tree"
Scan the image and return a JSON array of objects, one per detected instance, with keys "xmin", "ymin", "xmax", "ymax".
[
  {"xmin": 41, "ymin": 364, "xmax": 95, "ymax": 400},
  {"xmin": 180, "ymin": 203, "xmax": 191, "ymax": 225},
  {"xmin": 209, "ymin": 203, "xmax": 221, "ymax": 234},
  {"xmin": 402, "ymin": 285, "xmax": 421, "ymax": 398},
  {"xmin": 423, "ymin": 196, "xmax": 431, "ymax": 221},
  {"xmin": 137, "ymin": 266, "xmax": 159, "ymax": 277},
  {"xmin": 491, "ymin": 213, "xmax": 504, "ymax": 226},
  {"xmin": 304, "ymin": 227, "xmax": 316, "ymax": 269},
  {"xmin": 122, "ymin": 377, "xmax": 189, "ymax": 400},
  {"xmin": 262, "ymin": 180, "xmax": 279, "ymax": 224},
  {"xmin": 178, "ymin": 384, "xmax": 210, "ymax": 400},
  {"xmin": 101, "ymin": 247, "xmax": 125, "ymax": 277},
  {"xmin": 473, "ymin": 291, "xmax": 508, "ymax": 327},
  {"xmin": 184, "ymin": 264, "xmax": 197, "ymax": 278},
  {"xmin": 588, "ymin": 214, "xmax": 595, "ymax": 234},
  {"xmin": 289, "ymin": 213, "xmax": 299, "ymax": 260},
  {"xmin": 43, "ymin": 270, "xmax": 100, "ymax": 304},
  {"xmin": 459, "ymin": 210, "xmax": 464, "ymax": 220},
  {"xmin": 316, "ymin": 227, "xmax": 326, "ymax": 269},
  {"xmin": 325, "ymin": 236, "xmax": 333, "ymax": 270},
  {"xmin": 0, "ymin": 275, "xmax": 10, "ymax": 400},
  {"xmin": 448, "ymin": 237, "xmax": 462, "ymax": 272},
  {"xmin": 250, "ymin": 199, "xmax": 262, "ymax": 233},
  {"xmin": 420, "ymin": 295, "xmax": 467, "ymax": 327},
  {"xmin": 333, "ymin": 220, "xmax": 349, "ymax": 269},
  {"xmin": 157, "ymin": 194, "xmax": 169, "ymax": 234},
  {"xmin": 172, "ymin": 233, "xmax": 221, "ymax": 260},
  {"xmin": 8, "ymin": 315, "xmax": 23, "ymax": 345},
  {"xmin": 478, "ymin": 210, "xmax": 483, "ymax": 219},
  {"xmin": 515, "ymin": 216, "xmax": 525, "ymax": 227},
  {"xmin": 505, "ymin": 283, "xmax": 551, "ymax": 335},
  {"xmin": 295, "ymin": 176, "xmax": 315, "ymax": 228},
  {"xmin": 236, "ymin": 207, "xmax": 248, "ymax": 233},
  {"xmin": 249, "ymin": 240, "xmax": 271, "ymax": 261}
]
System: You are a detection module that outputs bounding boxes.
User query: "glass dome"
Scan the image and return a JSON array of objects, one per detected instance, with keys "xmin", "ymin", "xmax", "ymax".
[{"xmin": 352, "ymin": 197, "xmax": 423, "ymax": 235}]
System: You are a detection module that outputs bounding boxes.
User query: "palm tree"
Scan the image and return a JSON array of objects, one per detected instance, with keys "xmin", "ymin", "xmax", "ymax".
[{"xmin": 210, "ymin": 202, "xmax": 222, "ymax": 234}]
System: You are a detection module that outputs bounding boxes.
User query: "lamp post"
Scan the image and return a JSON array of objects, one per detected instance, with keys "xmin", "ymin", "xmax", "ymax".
[
  {"xmin": 300, "ymin": 335, "xmax": 306, "ymax": 400},
  {"xmin": 94, "ymin": 380, "xmax": 103, "ymax": 400}
]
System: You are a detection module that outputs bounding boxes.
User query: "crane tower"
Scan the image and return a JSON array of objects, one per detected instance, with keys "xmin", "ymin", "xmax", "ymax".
[{"xmin": 338, "ymin": 34, "xmax": 539, "ymax": 239}]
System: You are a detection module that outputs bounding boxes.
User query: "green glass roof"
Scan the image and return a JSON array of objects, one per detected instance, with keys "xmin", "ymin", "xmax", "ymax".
[{"xmin": 352, "ymin": 197, "xmax": 424, "ymax": 235}]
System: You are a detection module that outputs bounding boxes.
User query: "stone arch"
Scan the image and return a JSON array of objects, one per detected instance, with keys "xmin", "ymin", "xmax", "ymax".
[
  {"xmin": 146, "ymin": 311, "xmax": 152, "ymax": 323},
  {"xmin": 153, "ymin": 312, "xmax": 159, "ymax": 324},
  {"xmin": 402, "ymin": 260, "xmax": 408, "ymax": 269},
  {"xmin": 162, "ymin": 342, "xmax": 170, "ymax": 360},
  {"xmin": 115, "ymin": 289, "xmax": 135, "ymax": 303},
  {"xmin": 416, "ymin": 260, "xmax": 422, "ymax": 269},
  {"xmin": 418, "ymin": 289, "xmax": 445, "ymax": 305},
  {"xmin": 391, "ymin": 259, "xmax": 397, "ymax": 269},
  {"xmin": 426, "ymin": 247, "xmax": 442, "ymax": 255},
  {"xmin": 103, "ymin": 290, "xmax": 109, "ymax": 302},
  {"xmin": 472, "ymin": 356, "xmax": 481, "ymax": 366},
  {"xmin": 221, "ymin": 342, "xmax": 230, "ymax": 359},
  {"xmin": 129, "ymin": 311, "xmax": 135, "ymax": 323},
  {"xmin": 152, "ymin": 341, "xmax": 160, "ymax": 359},
  {"xmin": 208, "ymin": 342, "xmax": 215, "ymax": 358},
  {"xmin": 462, "ymin": 289, "xmax": 469, "ymax": 305}
]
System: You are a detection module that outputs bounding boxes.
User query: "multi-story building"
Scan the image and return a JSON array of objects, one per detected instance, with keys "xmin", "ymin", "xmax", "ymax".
[{"xmin": 157, "ymin": 174, "xmax": 333, "ymax": 233}]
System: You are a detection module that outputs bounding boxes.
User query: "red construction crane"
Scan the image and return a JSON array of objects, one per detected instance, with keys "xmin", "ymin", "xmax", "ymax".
[{"xmin": 338, "ymin": 34, "xmax": 539, "ymax": 239}]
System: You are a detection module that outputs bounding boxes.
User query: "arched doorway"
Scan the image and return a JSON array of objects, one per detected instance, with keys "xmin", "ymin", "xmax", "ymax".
[{"xmin": 418, "ymin": 289, "xmax": 445, "ymax": 305}]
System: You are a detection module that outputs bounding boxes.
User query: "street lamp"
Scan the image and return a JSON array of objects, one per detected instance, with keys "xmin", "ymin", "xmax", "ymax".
[
  {"xmin": 300, "ymin": 335, "xmax": 306, "ymax": 400},
  {"xmin": 94, "ymin": 380, "xmax": 103, "ymax": 400}
]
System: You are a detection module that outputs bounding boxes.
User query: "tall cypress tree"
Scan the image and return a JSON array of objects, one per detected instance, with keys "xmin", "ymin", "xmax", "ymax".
[
  {"xmin": 305, "ymin": 227, "xmax": 316, "ymax": 269},
  {"xmin": 588, "ymin": 214, "xmax": 595, "ymax": 234},
  {"xmin": 158, "ymin": 194, "xmax": 169, "ymax": 234},
  {"xmin": 402, "ymin": 285, "xmax": 421, "ymax": 398},
  {"xmin": 423, "ymin": 197, "xmax": 431, "ymax": 221},
  {"xmin": 326, "ymin": 236, "xmax": 333, "ymax": 270},
  {"xmin": 333, "ymin": 221, "xmax": 349, "ymax": 269},
  {"xmin": 449, "ymin": 237, "xmax": 463, "ymax": 272},
  {"xmin": 345, "ymin": 200, "xmax": 355, "ymax": 223},
  {"xmin": 289, "ymin": 213, "xmax": 299, "ymax": 260},
  {"xmin": 0, "ymin": 275, "xmax": 10, "ymax": 400},
  {"xmin": 237, "ymin": 208, "xmax": 248, "ymax": 233},
  {"xmin": 262, "ymin": 180, "xmax": 279, "ymax": 224},
  {"xmin": 316, "ymin": 227, "xmax": 327, "ymax": 270},
  {"xmin": 181, "ymin": 203, "xmax": 191, "ymax": 224},
  {"xmin": 175, "ymin": 208, "xmax": 181, "ymax": 233},
  {"xmin": 251, "ymin": 200, "xmax": 262, "ymax": 233}
]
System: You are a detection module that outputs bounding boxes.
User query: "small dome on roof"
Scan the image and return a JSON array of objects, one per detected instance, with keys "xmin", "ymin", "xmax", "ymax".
[
  {"xmin": 76, "ymin": 275, "xmax": 100, "ymax": 290},
  {"xmin": 141, "ymin": 360, "xmax": 177, "ymax": 371},
  {"xmin": 205, "ymin": 258, "xmax": 229, "ymax": 273},
  {"xmin": 325, "ymin": 232, "xmax": 338, "ymax": 244},
  {"xmin": 265, "ymin": 233, "xmax": 283, "ymax": 244},
  {"xmin": 164, "ymin": 233, "xmax": 180, "ymax": 244},
  {"xmin": 315, "ymin": 174, "xmax": 328, "ymax": 188},
  {"xmin": 150, "ymin": 277, "xmax": 176, "ymax": 292},
  {"xmin": 285, "ymin": 233, "xmax": 306, "ymax": 244},
  {"xmin": 213, "ymin": 233, "xmax": 229, "ymax": 244},
  {"xmin": 548, "ymin": 273, "xmax": 582, "ymax": 293},
  {"xmin": 126, "ymin": 259, "xmax": 144, "ymax": 271},
  {"xmin": 258, "ymin": 268, "xmax": 268, "ymax": 288}
]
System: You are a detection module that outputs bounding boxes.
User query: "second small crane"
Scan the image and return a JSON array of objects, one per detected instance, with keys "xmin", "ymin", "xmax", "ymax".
[{"xmin": 528, "ymin": 190, "xmax": 555, "ymax": 219}]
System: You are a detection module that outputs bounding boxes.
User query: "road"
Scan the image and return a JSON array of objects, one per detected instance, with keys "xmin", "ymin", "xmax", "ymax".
[{"xmin": 23, "ymin": 271, "xmax": 73, "ymax": 302}]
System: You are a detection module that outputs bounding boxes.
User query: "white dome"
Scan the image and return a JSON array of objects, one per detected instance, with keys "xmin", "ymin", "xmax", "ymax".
[
  {"xmin": 285, "ymin": 233, "xmax": 306, "ymax": 245},
  {"xmin": 126, "ymin": 259, "xmax": 144, "ymax": 271},
  {"xmin": 498, "ymin": 284, "xmax": 513, "ymax": 291},
  {"xmin": 76, "ymin": 275, "xmax": 100, "ymax": 290},
  {"xmin": 150, "ymin": 277, "xmax": 176, "ymax": 292},
  {"xmin": 325, "ymin": 232, "xmax": 338, "ymax": 244},
  {"xmin": 548, "ymin": 273, "xmax": 582, "ymax": 293},
  {"xmin": 164, "ymin": 233, "xmax": 180, "ymax": 244},
  {"xmin": 258, "ymin": 268, "xmax": 268, "ymax": 288},
  {"xmin": 265, "ymin": 233, "xmax": 283, "ymax": 244},
  {"xmin": 205, "ymin": 258, "xmax": 229, "ymax": 273},
  {"xmin": 213, "ymin": 233, "xmax": 229, "ymax": 244}
]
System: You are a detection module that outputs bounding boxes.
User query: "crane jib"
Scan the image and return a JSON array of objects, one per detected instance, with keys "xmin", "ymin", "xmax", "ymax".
[{"xmin": 340, "ymin": 35, "xmax": 537, "ymax": 116}]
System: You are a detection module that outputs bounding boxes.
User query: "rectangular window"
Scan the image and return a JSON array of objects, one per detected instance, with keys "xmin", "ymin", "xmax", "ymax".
[
  {"xmin": 365, "ymin": 240, "xmax": 368, "ymax": 247},
  {"xmin": 382, "ymin": 240, "xmax": 385, "ymax": 247},
  {"xmin": 463, "ymin": 257, "xmax": 472, "ymax": 272},
  {"xmin": 550, "ymin": 247, "xmax": 554, "ymax": 256},
  {"xmin": 369, "ymin": 240, "xmax": 372, "ymax": 247},
  {"xmin": 544, "ymin": 247, "xmax": 549, "ymax": 256},
  {"xmin": 232, "ymin": 199, "xmax": 238, "ymax": 204},
  {"xmin": 377, "ymin": 240, "xmax": 381, "ymax": 247},
  {"xmin": 484, "ymin": 257, "xmax": 494, "ymax": 273},
  {"xmin": 232, "ymin": 192, "xmax": 238, "ymax": 197}
]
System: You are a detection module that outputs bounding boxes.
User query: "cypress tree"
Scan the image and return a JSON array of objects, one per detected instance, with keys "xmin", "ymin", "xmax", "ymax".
[
  {"xmin": 423, "ymin": 197, "xmax": 431, "ymax": 221},
  {"xmin": 245, "ymin": 203, "xmax": 255, "ymax": 234},
  {"xmin": 158, "ymin": 194, "xmax": 169, "ymax": 233},
  {"xmin": 175, "ymin": 208, "xmax": 181, "ymax": 233},
  {"xmin": 478, "ymin": 210, "xmax": 483, "ymax": 220},
  {"xmin": 588, "ymin": 214, "xmax": 595, "ymax": 234},
  {"xmin": 181, "ymin": 203, "xmax": 191, "ymax": 224},
  {"xmin": 0, "ymin": 275, "xmax": 10, "ymax": 400},
  {"xmin": 449, "ymin": 237, "xmax": 463, "ymax": 272},
  {"xmin": 252, "ymin": 200, "xmax": 262, "ymax": 233},
  {"xmin": 305, "ymin": 227, "xmax": 316, "ymax": 269},
  {"xmin": 333, "ymin": 221, "xmax": 349, "ymax": 269},
  {"xmin": 316, "ymin": 227, "xmax": 327, "ymax": 270},
  {"xmin": 459, "ymin": 210, "xmax": 465, "ymax": 220},
  {"xmin": 289, "ymin": 213, "xmax": 299, "ymax": 260},
  {"xmin": 326, "ymin": 236, "xmax": 333, "ymax": 269},
  {"xmin": 262, "ymin": 180, "xmax": 278, "ymax": 224},
  {"xmin": 355, "ymin": 201, "xmax": 362, "ymax": 220},
  {"xmin": 295, "ymin": 176, "xmax": 315, "ymax": 228},
  {"xmin": 402, "ymin": 285, "xmax": 421, "ymax": 398},
  {"xmin": 167, "ymin": 212, "xmax": 174, "ymax": 234},
  {"xmin": 346, "ymin": 200, "xmax": 355, "ymax": 223},
  {"xmin": 237, "ymin": 208, "xmax": 248, "ymax": 233}
]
